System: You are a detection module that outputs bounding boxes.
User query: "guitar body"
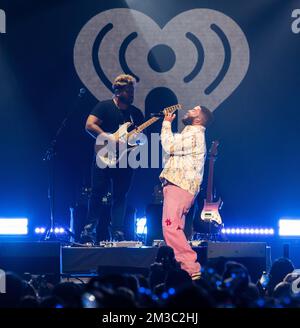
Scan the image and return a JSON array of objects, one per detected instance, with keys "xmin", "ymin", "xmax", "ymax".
[
  {"xmin": 200, "ymin": 198, "xmax": 222, "ymax": 225},
  {"xmin": 199, "ymin": 140, "xmax": 223, "ymax": 226},
  {"xmin": 95, "ymin": 122, "xmax": 132, "ymax": 167},
  {"xmin": 95, "ymin": 104, "xmax": 182, "ymax": 168}
]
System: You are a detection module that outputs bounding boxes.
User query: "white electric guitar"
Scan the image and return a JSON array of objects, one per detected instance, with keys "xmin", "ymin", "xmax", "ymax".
[
  {"xmin": 200, "ymin": 140, "xmax": 223, "ymax": 225},
  {"xmin": 95, "ymin": 104, "xmax": 182, "ymax": 167}
]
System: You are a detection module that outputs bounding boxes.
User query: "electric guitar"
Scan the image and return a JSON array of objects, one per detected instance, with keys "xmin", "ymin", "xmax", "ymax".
[
  {"xmin": 200, "ymin": 140, "xmax": 223, "ymax": 225},
  {"xmin": 95, "ymin": 104, "xmax": 182, "ymax": 167}
]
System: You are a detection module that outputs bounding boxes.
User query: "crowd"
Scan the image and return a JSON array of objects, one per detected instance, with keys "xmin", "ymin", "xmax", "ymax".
[{"xmin": 1, "ymin": 246, "xmax": 299, "ymax": 308}]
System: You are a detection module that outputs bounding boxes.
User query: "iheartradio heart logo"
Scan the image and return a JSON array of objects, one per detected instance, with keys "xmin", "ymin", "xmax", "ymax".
[{"xmin": 74, "ymin": 8, "xmax": 250, "ymax": 129}]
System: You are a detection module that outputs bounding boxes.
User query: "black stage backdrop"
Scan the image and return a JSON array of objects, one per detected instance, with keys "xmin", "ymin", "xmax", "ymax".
[{"xmin": 0, "ymin": 0, "xmax": 299, "ymax": 230}]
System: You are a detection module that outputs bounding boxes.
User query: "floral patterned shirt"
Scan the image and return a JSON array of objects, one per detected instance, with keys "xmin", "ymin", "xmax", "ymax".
[{"xmin": 160, "ymin": 121, "xmax": 206, "ymax": 196}]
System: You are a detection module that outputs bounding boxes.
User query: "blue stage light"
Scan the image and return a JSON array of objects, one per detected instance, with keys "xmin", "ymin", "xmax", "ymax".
[
  {"xmin": 221, "ymin": 226, "xmax": 274, "ymax": 235},
  {"xmin": 0, "ymin": 218, "xmax": 28, "ymax": 235},
  {"xmin": 136, "ymin": 217, "xmax": 147, "ymax": 234},
  {"xmin": 279, "ymin": 219, "xmax": 300, "ymax": 236},
  {"xmin": 34, "ymin": 226, "xmax": 65, "ymax": 234}
]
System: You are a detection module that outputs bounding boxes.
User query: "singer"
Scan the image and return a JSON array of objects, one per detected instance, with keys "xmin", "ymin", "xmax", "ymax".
[{"xmin": 159, "ymin": 105, "xmax": 213, "ymax": 279}]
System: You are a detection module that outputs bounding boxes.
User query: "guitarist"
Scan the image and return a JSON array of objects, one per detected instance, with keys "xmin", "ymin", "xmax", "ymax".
[
  {"xmin": 82, "ymin": 74, "xmax": 144, "ymax": 243},
  {"xmin": 160, "ymin": 105, "xmax": 213, "ymax": 279}
]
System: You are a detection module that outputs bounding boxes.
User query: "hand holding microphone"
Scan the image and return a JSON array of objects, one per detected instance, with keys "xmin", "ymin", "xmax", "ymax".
[{"xmin": 164, "ymin": 112, "xmax": 176, "ymax": 123}]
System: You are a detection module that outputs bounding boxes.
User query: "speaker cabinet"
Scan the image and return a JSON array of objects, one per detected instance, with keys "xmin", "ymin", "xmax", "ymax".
[
  {"xmin": 206, "ymin": 242, "xmax": 268, "ymax": 282},
  {"xmin": 0, "ymin": 242, "xmax": 61, "ymax": 283}
]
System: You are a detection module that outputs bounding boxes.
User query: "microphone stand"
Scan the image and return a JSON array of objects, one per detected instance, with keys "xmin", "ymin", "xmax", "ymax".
[{"xmin": 42, "ymin": 88, "xmax": 86, "ymax": 242}]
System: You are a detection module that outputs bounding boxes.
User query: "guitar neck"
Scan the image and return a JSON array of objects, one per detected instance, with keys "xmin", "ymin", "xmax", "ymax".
[
  {"xmin": 128, "ymin": 117, "xmax": 160, "ymax": 137},
  {"xmin": 127, "ymin": 104, "xmax": 181, "ymax": 137},
  {"xmin": 206, "ymin": 158, "xmax": 215, "ymax": 203}
]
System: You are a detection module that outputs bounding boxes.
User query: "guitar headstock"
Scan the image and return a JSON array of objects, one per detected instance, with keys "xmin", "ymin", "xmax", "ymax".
[
  {"xmin": 209, "ymin": 140, "xmax": 219, "ymax": 159},
  {"xmin": 163, "ymin": 104, "xmax": 182, "ymax": 115}
]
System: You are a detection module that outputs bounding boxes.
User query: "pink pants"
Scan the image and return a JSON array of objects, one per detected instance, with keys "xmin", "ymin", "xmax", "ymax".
[{"xmin": 162, "ymin": 183, "xmax": 201, "ymax": 276}]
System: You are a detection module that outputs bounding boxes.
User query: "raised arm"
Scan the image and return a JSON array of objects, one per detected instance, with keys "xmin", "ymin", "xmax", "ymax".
[{"xmin": 160, "ymin": 113, "xmax": 201, "ymax": 156}]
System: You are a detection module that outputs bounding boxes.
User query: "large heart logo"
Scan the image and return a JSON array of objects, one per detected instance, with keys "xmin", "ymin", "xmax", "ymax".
[{"xmin": 74, "ymin": 8, "xmax": 250, "ymax": 129}]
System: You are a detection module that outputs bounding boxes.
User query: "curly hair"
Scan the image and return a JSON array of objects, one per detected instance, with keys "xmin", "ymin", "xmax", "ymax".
[{"xmin": 112, "ymin": 74, "xmax": 136, "ymax": 93}]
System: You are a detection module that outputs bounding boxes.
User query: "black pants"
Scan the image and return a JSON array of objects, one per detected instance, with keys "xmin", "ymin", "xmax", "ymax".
[{"xmin": 87, "ymin": 162, "xmax": 133, "ymax": 240}]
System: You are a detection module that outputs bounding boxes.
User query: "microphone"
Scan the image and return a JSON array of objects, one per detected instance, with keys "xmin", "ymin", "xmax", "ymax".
[{"xmin": 78, "ymin": 88, "xmax": 86, "ymax": 98}]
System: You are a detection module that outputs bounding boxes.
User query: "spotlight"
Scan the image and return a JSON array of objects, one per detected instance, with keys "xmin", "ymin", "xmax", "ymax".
[
  {"xmin": 34, "ymin": 227, "xmax": 47, "ymax": 234},
  {"xmin": 136, "ymin": 217, "xmax": 147, "ymax": 234},
  {"xmin": 0, "ymin": 218, "xmax": 28, "ymax": 235},
  {"xmin": 279, "ymin": 219, "xmax": 300, "ymax": 236},
  {"xmin": 221, "ymin": 226, "xmax": 275, "ymax": 236}
]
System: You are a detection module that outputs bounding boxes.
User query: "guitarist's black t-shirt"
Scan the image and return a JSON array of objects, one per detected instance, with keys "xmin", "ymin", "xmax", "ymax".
[{"xmin": 90, "ymin": 99, "xmax": 144, "ymax": 133}]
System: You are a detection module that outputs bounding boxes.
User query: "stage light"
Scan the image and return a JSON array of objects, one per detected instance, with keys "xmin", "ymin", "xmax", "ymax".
[
  {"xmin": 88, "ymin": 294, "xmax": 96, "ymax": 302},
  {"xmin": 34, "ymin": 227, "xmax": 45, "ymax": 234},
  {"xmin": 279, "ymin": 219, "xmax": 300, "ymax": 236},
  {"xmin": 136, "ymin": 217, "xmax": 147, "ymax": 234},
  {"xmin": 221, "ymin": 226, "xmax": 274, "ymax": 235},
  {"xmin": 34, "ymin": 226, "xmax": 65, "ymax": 234},
  {"xmin": 0, "ymin": 218, "xmax": 28, "ymax": 235}
]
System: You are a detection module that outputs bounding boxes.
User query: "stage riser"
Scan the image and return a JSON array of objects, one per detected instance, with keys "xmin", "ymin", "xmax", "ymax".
[{"xmin": 0, "ymin": 242, "xmax": 268, "ymax": 282}]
